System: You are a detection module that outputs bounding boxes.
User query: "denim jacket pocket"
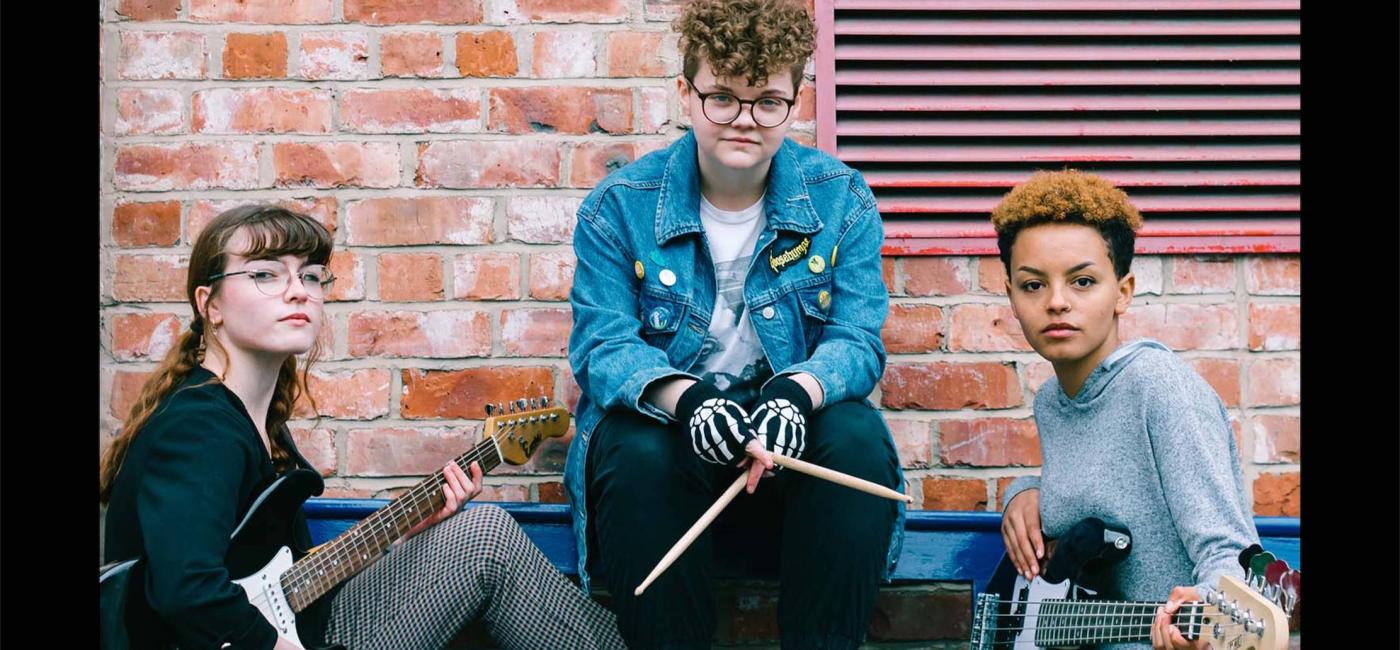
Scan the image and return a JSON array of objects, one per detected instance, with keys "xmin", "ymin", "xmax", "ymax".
[{"xmin": 638, "ymin": 289, "xmax": 689, "ymax": 352}]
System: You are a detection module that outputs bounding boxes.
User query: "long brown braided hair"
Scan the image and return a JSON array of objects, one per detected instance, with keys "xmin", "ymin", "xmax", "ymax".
[{"xmin": 100, "ymin": 205, "xmax": 332, "ymax": 503}]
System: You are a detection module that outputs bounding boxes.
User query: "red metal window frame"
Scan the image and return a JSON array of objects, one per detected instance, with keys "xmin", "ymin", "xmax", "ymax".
[{"xmin": 814, "ymin": 0, "xmax": 1301, "ymax": 256}]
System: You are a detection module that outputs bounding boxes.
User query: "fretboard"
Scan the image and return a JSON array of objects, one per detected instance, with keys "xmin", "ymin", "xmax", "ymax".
[
  {"xmin": 280, "ymin": 434, "xmax": 506, "ymax": 611},
  {"xmin": 1030, "ymin": 599, "xmax": 1203, "ymax": 646}
]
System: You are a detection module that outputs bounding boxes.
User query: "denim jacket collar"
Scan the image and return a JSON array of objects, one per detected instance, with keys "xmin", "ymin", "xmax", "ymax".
[{"xmin": 655, "ymin": 132, "xmax": 822, "ymax": 246}]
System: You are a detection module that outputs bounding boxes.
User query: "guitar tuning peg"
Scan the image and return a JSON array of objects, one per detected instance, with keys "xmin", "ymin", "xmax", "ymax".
[
  {"xmin": 517, "ymin": 398, "xmax": 528, "ymax": 411},
  {"xmin": 529, "ymin": 397, "xmax": 539, "ymax": 409},
  {"xmin": 540, "ymin": 396, "xmax": 549, "ymax": 408},
  {"xmin": 485, "ymin": 403, "xmax": 495, "ymax": 417},
  {"xmin": 1264, "ymin": 559, "xmax": 1289, "ymax": 591},
  {"xmin": 1200, "ymin": 588, "xmax": 1216, "ymax": 605}
]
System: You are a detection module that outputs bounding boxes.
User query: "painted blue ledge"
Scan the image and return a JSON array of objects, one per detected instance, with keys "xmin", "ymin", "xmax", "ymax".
[{"xmin": 303, "ymin": 499, "xmax": 1300, "ymax": 599}]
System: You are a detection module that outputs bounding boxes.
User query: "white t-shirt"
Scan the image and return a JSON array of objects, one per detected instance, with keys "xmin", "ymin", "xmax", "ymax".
[{"xmin": 694, "ymin": 192, "xmax": 771, "ymax": 405}]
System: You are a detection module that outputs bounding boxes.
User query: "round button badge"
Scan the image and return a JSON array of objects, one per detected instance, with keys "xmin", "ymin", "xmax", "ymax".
[{"xmin": 648, "ymin": 306, "xmax": 671, "ymax": 330}]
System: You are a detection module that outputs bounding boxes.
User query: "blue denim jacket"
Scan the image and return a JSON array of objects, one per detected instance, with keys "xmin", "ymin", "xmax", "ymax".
[{"xmin": 564, "ymin": 131, "xmax": 904, "ymax": 591}]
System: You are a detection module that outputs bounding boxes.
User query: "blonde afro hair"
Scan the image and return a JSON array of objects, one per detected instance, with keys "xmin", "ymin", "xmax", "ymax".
[
  {"xmin": 992, "ymin": 170, "xmax": 1144, "ymax": 278},
  {"xmin": 992, "ymin": 170, "xmax": 1142, "ymax": 233}
]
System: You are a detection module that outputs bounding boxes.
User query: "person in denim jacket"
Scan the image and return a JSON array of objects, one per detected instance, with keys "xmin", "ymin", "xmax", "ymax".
[{"xmin": 563, "ymin": 1, "xmax": 904, "ymax": 648}]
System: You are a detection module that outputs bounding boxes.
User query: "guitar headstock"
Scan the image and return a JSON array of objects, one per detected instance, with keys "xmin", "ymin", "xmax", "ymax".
[
  {"xmin": 1254, "ymin": 558, "xmax": 1301, "ymax": 634},
  {"xmin": 1196, "ymin": 574, "xmax": 1291, "ymax": 650},
  {"xmin": 1240, "ymin": 546, "xmax": 1301, "ymax": 633},
  {"xmin": 483, "ymin": 396, "xmax": 571, "ymax": 465}
]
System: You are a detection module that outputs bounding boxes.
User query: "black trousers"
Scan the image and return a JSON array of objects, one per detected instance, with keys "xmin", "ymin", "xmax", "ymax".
[{"xmin": 586, "ymin": 400, "xmax": 901, "ymax": 650}]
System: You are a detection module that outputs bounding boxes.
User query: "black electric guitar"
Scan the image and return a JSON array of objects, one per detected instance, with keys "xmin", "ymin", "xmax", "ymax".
[
  {"xmin": 101, "ymin": 398, "xmax": 570, "ymax": 650},
  {"xmin": 969, "ymin": 518, "xmax": 1295, "ymax": 649}
]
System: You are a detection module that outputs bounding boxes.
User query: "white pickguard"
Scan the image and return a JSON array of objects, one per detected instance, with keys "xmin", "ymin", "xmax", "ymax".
[
  {"xmin": 1008, "ymin": 574, "xmax": 1092, "ymax": 649},
  {"xmin": 232, "ymin": 546, "xmax": 303, "ymax": 648}
]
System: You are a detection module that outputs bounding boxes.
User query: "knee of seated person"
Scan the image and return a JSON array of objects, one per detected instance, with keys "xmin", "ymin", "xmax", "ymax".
[
  {"xmin": 809, "ymin": 402, "xmax": 898, "ymax": 472},
  {"xmin": 600, "ymin": 423, "xmax": 690, "ymax": 475},
  {"xmin": 453, "ymin": 505, "xmax": 519, "ymax": 585},
  {"xmin": 457, "ymin": 503, "xmax": 519, "ymax": 538}
]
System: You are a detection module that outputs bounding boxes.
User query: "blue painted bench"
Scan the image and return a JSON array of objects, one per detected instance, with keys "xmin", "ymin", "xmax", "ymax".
[{"xmin": 304, "ymin": 499, "xmax": 1300, "ymax": 601}]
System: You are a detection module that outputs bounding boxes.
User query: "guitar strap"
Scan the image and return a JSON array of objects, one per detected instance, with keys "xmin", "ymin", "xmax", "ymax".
[{"xmin": 276, "ymin": 423, "xmax": 319, "ymax": 473}]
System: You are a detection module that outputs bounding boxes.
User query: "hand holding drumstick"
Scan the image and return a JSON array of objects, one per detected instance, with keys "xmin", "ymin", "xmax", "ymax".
[{"xmin": 634, "ymin": 441, "xmax": 909, "ymax": 596}]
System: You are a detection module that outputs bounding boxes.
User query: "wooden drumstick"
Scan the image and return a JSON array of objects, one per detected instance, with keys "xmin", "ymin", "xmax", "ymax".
[
  {"xmin": 769, "ymin": 453, "xmax": 911, "ymax": 503},
  {"xmin": 635, "ymin": 449, "xmax": 909, "ymax": 596},
  {"xmin": 634, "ymin": 472, "xmax": 748, "ymax": 596}
]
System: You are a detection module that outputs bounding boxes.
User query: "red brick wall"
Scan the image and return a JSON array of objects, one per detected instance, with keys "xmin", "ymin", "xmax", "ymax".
[{"xmin": 100, "ymin": 1, "xmax": 1299, "ymax": 644}]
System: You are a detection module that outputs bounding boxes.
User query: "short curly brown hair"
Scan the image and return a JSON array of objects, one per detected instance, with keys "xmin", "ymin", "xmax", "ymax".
[
  {"xmin": 991, "ymin": 170, "xmax": 1144, "ymax": 278},
  {"xmin": 674, "ymin": 0, "xmax": 816, "ymax": 90}
]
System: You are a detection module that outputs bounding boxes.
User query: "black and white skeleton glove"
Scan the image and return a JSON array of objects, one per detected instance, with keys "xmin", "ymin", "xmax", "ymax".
[
  {"xmin": 749, "ymin": 376, "xmax": 814, "ymax": 461},
  {"xmin": 675, "ymin": 381, "xmax": 755, "ymax": 467}
]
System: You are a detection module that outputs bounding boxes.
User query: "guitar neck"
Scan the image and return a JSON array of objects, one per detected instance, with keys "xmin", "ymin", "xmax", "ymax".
[
  {"xmin": 1029, "ymin": 599, "xmax": 1204, "ymax": 646},
  {"xmin": 280, "ymin": 435, "xmax": 506, "ymax": 611}
]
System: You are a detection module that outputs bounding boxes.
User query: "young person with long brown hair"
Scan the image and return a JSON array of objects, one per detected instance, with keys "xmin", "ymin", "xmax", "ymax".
[{"xmin": 101, "ymin": 205, "xmax": 625, "ymax": 650}]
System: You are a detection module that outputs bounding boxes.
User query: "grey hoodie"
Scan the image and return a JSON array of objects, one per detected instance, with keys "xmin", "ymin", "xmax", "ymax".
[{"xmin": 1003, "ymin": 339, "xmax": 1260, "ymax": 647}]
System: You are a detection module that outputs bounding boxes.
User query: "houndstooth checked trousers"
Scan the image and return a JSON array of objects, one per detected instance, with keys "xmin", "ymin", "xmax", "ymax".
[{"xmin": 323, "ymin": 504, "xmax": 626, "ymax": 650}]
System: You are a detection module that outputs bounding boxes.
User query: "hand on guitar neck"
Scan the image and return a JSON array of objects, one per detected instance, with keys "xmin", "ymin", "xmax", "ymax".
[
  {"xmin": 400, "ymin": 461, "xmax": 484, "ymax": 543},
  {"xmin": 1152, "ymin": 585, "xmax": 1208, "ymax": 650}
]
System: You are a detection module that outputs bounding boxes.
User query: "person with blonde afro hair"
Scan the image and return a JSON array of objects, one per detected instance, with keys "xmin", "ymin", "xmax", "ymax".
[{"xmin": 993, "ymin": 171, "xmax": 1261, "ymax": 650}]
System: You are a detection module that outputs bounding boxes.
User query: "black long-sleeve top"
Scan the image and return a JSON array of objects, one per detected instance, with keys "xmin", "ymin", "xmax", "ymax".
[{"xmin": 104, "ymin": 366, "xmax": 322, "ymax": 649}]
